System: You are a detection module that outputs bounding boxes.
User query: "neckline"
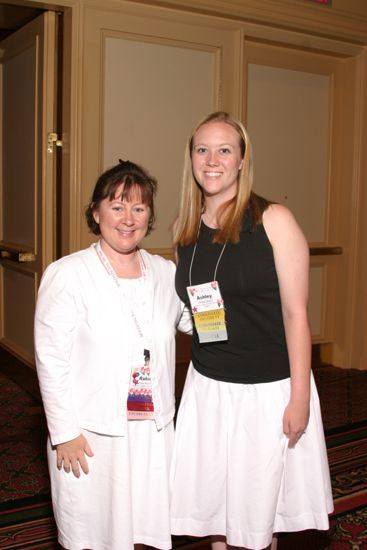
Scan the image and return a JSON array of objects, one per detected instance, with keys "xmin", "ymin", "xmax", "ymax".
[
  {"xmin": 118, "ymin": 275, "xmax": 145, "ymax": 282},
  {"xmin": 94, "ymin": 241, "xmax": 146, "ymax": 287},
  {"xmin": 201, "ymin": 208, "xmax": 254, "ymax": 235},
  {"xmin": 201, "ymin": 219, "xmax": 217, "ymax": 231}
]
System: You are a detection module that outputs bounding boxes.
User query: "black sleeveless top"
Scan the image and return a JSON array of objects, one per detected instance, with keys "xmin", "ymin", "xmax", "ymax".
[{"xmin": 175, "ymin": 211, "xmax": 291, "ymax": 383}]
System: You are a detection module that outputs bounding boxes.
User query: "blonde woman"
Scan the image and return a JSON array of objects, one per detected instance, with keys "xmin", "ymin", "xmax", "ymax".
[{"xmin": 170, "ymin": 112, "xmax": 333, "ymax": 550}]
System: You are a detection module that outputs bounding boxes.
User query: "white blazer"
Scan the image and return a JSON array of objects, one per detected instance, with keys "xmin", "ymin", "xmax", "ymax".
[{"xmin": 34, "ymin": 244, "xmax": 191, "ymax": 445}]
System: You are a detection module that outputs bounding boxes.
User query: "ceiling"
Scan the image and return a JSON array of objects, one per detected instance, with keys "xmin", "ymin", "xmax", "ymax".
[{"xmin": 0, "ymin": 3, "xmax": 44, "ymax": 41}]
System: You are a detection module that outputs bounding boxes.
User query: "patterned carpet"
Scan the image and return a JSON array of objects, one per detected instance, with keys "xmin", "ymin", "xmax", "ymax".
[
  {"xmin": 0, "ymin": 370, "xmax": 49, "ymax": 503},
  {"xmin": 0, "ymin": 355, "xmax": 367, "ymax": 549}
]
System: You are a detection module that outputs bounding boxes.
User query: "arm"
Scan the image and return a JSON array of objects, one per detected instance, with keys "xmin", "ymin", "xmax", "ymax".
[
  {"xmin": 263, "ymin": 204, "xmax": 311, "ymax": 448},
  {"xmin": 177, "ymin": 302, "xmax": 193, "ymax": 335},
  {"xmin": 34, "ymin": 260, "xmax": 94, "ymax": 476},
  {"xmin": 162, "ymin": 254, "xmax": 193, "ymax": 335}
]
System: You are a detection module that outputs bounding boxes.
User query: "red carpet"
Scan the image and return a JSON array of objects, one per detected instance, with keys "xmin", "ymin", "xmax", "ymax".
[
  {"xmin": 0, "ymin": 357, "xmax": 367, "ymax": 549},
  {"xmin": 0, "ymin": 419, "xmax": 366, "ymax": 549}
]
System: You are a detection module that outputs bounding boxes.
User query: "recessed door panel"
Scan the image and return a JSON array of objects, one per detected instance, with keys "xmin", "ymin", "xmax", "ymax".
[{"xmin": 244, "ymin": 40, "xmax": 355, "ymax": 345}]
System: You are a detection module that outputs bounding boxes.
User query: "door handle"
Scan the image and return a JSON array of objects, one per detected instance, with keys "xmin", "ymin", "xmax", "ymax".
[
  {"xmin": 0, "ymin": 246, "xmax": 36, "ymax": 262},
  {"xmin": 47, "ymin": 132, "xmax": 63, "ymax": 153}
]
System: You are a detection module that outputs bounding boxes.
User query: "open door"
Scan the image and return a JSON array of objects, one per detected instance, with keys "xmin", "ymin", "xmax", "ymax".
[{"xmin": 0, "ymin": 11, "xmax": 58, "ymax": 366}]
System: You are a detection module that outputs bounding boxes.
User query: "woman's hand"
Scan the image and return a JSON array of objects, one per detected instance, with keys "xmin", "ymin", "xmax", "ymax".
[
  {"xmin": 56, "ymin": 434, "xmax": 94, "ymax": 478},
  {"xmin": 283, "ymin": 399, "xmax": 310, "ymax": 448}
]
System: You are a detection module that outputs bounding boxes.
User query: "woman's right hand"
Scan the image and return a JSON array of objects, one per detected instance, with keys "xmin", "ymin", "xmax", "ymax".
[{"xmin": 56, "ymin": 434, "xmax": 94, "ymax": 478}]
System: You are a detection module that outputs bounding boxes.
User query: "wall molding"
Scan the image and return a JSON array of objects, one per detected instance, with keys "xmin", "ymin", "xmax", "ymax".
[
  {"xmin": 27, "ymin": 0, "xmax": 367, "ymax": 44},
  {"xmin": 124, "ymin": 0, "xmax": 367, "ymax": 44}
]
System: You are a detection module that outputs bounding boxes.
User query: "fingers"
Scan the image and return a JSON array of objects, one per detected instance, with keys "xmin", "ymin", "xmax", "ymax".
[
  {"xmin": 84, "ymin": 440, "xmax": 94, "ymax": 458},
  {"xmin": 287, "ymin": 429, "xmax": 306, "ymax": 448},
  {"xmin": 55, "ymin": 435, "xmax": 93, "ymax": 477},
  {"xmin": 56, "ymin": 453, "xmax": 63, "ymax": 471},
  {"xmin": 79, "ymin": 439, "xmax": 94, "ymax": 474},
  {"xmin": 78, "ymin": 454, "xmax": 90, "ymax": 475},
  {"xmin": 56, "ymin": 452, "xmax": 82, "ymax": 477},
  {"xmin": 70, "ymin": 456, "xmax": 81, "ymax": 478},
  {"xmin": 282, "ymin": 404, "xmax": 309, "ymax": 448}
]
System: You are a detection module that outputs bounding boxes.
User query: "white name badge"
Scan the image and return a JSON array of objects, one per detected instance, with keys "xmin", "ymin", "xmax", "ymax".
[{"xmin": 187, "ymin": 281, "xmax": 228, "ymax": 343}]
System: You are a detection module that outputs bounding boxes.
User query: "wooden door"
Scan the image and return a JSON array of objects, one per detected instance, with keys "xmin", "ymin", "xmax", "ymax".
[{"xmin": 0, "ymin": 12, "xmax": 58, "ymax": 366}]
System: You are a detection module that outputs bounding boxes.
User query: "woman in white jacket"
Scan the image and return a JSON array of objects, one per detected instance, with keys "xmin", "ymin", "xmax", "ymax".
[{"xmin": 34, "ymin": 159, "xmax": 190, "ymax": 550}]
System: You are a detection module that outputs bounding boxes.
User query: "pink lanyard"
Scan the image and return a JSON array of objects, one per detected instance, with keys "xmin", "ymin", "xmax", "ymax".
[{"xmin": 94, "ymin": 241, "xmax": 147, "ymax": 341}]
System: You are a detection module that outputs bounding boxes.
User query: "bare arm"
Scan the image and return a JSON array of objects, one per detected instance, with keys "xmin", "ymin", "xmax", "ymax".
[{"xmin": 263, "ymin": 204, "xmax": 311, "ymax": 448}]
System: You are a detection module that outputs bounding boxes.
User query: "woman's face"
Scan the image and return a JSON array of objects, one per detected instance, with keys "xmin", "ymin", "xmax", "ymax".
[
  {"xmin": 191, "ymin": 121, "xmax": 243, "ymax": 204},
  {"xmin": 93, "ymin": 184, "xmax": 150, "ymax": 257}
]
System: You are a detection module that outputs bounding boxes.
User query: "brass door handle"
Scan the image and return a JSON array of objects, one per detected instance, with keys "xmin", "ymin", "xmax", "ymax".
[{"xmin": 0, "ymin": 247, "xmax": 36, "ymax": 262}]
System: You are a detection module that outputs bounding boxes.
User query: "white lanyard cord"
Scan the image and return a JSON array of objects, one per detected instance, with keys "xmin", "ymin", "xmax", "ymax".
[{"xmin": 189, "ymin": 220, "xmax": 227, "ymax": 286}]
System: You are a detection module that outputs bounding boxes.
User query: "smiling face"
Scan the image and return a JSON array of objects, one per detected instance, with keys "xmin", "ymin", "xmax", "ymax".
[
  {"xmin": 92, "ymin": 184, "xmax": 150, "ymax": 259},
  {"xmin": 191, "ymin": 121, "xmax": 244, "ymax": 205}
]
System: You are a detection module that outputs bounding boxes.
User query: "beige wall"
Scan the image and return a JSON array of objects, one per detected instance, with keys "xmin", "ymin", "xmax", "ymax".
[{"xmin": 10, "ymin": 0, "xmax": 367, "ymax": 370}]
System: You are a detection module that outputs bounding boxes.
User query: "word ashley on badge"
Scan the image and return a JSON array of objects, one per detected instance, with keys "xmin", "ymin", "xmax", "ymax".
[{"xmin": 187, "ymin": 281, "xmax": 228, "ymax": 343}]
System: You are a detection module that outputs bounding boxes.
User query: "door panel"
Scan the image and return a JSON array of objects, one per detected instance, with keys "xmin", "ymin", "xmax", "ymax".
[
  {"xmin": 79, "ymin": 5, "xmax": 241, "ymax": 253},
  {"xmin": 244, "ymin": 40, "xmax": 356, "ymax": 352},
  {"xmin": 247, "ymin": 62, "xmax": 330, "ymax": 243},
  {"xmin": 3, "ymin": 43, "xmax": 36, "ymax": 248},
  {"xmin": 0, "ymin": 12, "xmax": 57, "ymax": 366}
]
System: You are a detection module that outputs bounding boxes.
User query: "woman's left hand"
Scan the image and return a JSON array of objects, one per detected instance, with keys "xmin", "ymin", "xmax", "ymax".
[
  {"xmin": 283, "ymin": 399, "xmax": 310, "ymax": 448},
  {"xmin": 56, "ymin": 433, "xmax": 94, "ymax": 477}
]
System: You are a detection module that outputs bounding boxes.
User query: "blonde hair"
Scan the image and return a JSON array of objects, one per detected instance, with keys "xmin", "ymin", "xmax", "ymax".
[{"xmin": 173, "ymin": 111, "xmax": 256, "ymax": 245}]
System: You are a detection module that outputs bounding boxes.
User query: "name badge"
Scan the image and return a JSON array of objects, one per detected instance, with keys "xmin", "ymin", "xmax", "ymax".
[
  {"xmin": 127, "ymin": 350, "xmax": 154, "ymax": 420},
  {"xmin": 187, "ymin": 281, "xmax": 228, "ymax": 343}
]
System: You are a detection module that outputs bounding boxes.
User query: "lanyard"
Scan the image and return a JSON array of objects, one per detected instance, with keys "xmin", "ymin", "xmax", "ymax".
[
  {"xmin": 94, "ymin": 242, "xmax": 147, "ymax": 341},
  {"xmin": 188, "ymin": 220, "xmax": 227, "ymax": 286}
]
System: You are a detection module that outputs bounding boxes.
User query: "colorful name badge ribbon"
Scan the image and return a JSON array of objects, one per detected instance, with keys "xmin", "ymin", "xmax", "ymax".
[
  {"xmin": 187, "ymin": 281, "xmax": 228, "ymax": 343},
  {"xmin": 127, "ymin": 350, "xmax": 154, "ymax": 420}
]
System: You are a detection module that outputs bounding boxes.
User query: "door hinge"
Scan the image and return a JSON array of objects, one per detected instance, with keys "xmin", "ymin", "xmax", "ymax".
[{"xmin": 47, "ymin": 132, "xmax": 63, "ymax": 153}]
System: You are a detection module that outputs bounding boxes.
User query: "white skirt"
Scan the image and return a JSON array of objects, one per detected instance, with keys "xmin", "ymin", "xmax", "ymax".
[
  {"xmin": 48, "ymin": 420, "xmax": 174, "ymax": 550},
  {"xmin": 170, "ymin": 365, "xmax": 334, "ymax": 550}
]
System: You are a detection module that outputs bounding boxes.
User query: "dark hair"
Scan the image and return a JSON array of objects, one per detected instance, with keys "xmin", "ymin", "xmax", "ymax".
[{"xmin": 85, "ymin": 159, "xmax": 158, "ymax": 235}]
